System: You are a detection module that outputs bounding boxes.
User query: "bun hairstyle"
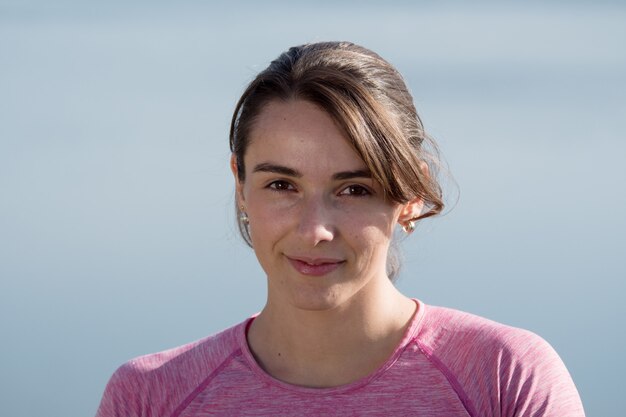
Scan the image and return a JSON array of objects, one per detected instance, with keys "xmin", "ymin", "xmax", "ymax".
[{"xmin": 230, "ymin": 41, "xmax": 444, "ymax": 280}]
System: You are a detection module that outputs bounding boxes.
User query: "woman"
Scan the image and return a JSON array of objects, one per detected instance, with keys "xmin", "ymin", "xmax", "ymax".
[{"xmin": 96, "ymin": 41, "xmax": 585, "ymax": 416}]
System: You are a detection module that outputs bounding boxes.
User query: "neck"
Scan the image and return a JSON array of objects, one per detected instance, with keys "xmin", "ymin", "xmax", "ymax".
[{"xmin": 247, "ymin": 280, "xmax": 416, "ymax": 387}]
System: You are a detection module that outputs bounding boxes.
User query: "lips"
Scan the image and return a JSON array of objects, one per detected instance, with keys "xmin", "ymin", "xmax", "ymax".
[{"xmin": 286, "ymin": 256, "xmax": 345, "ymax": 276}]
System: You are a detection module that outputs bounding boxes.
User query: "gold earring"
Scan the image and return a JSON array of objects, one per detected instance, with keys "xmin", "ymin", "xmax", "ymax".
[
  {"xmin": 402, "ymin": 220, "xmax": 415, "ymax": 233},
  {"xmin": 239, "ymin": 206, "xmax": 249, "ymax": 224}
]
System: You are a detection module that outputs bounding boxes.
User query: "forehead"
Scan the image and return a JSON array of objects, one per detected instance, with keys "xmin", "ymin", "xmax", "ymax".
[{"xmin": 245, "ymin": 100, "xmax": 367, "ymax": 174}]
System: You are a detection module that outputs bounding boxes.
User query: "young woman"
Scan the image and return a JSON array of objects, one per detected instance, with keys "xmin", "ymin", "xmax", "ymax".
[{"xmin": 96, "ymin": 41, "xmax": 585, "ymax": 416}]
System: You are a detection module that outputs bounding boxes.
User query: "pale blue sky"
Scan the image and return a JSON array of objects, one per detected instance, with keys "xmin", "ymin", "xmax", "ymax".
[{"xmin": 1, "ymin": 1, "xmax": 624, "ymax": 416}]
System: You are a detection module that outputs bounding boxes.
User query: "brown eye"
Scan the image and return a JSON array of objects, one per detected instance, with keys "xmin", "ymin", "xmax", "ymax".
[
  {"xmin": 268, "ymin": 180, "xmax": 295, "ymax": 191},
  {"xmin": 339, "ymin": 185, "xmax": 371, "ymax": 197}
]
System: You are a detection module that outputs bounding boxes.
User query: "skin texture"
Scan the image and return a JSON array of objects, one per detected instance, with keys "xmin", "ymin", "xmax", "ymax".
[{"xmin": 231, "ymin": 99, "xmax": 423, "ymax": 387}]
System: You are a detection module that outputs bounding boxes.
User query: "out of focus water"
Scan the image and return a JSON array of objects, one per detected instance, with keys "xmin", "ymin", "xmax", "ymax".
[{"xmin": 1, "ymin": 1, "xmax": 624, "ymax": 416}]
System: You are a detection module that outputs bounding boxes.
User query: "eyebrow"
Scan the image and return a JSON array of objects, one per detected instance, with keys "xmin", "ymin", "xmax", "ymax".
[
  {"xmin": 252, "ymin": 163, "xmax": 371, "ymax": 181},
  {"xmin": 332, "ymin": 169, "xmax": 372, "ymax": 181},
  {"xmin": 253, "ymin": 163, "xmax": 301, "ymax": 177}
]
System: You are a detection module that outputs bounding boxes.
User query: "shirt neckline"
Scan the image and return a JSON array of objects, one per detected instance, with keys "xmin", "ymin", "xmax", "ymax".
[{"xmin": 237, "ymin": 299, "xmax": 427, "ymax": 395}]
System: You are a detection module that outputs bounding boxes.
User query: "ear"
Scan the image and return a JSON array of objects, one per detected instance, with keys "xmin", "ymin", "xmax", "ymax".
[
  {"xmin": 230, "ymin": 154, "xmax": 245, "ymax": 205},
  {"xmin": 397, "ymin": 196, "xmax": 424, "ymax": 227},
  {"xmin": 397, "ymin": 161, "xmax": 429, "ymax": 228}
]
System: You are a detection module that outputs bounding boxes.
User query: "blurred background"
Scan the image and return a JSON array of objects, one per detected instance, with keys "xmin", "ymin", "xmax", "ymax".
[{"xmin": 1, "ymin": 1, "xmax": 624, "ymax": 415}]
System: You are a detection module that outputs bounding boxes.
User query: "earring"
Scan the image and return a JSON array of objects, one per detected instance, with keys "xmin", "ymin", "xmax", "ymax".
[
  {"xmin": 402, "ymin": 220, "xmax": 415, "ymax": 234},
  {"xmin": 239, "ymin": 206, "xmax": 249, "ymax": 225}
]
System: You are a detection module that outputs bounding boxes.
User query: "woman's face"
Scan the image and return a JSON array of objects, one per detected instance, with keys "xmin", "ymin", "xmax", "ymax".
[{"xmin": 232, "ymin": 100, "xmax": 421, "ymax": 312}]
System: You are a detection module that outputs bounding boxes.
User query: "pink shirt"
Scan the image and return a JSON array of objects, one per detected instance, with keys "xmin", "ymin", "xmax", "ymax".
[{"xmin": 96, "ymin": 300, "xmax": 585, "ymax": 416}]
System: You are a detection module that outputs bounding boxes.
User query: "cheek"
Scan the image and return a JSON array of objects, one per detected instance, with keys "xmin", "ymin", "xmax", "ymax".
[
  {"xmin": 342, "ymin": 203, "xmax": 399, "ymax": 240},
  {"xmin": 247, "ymin": 205, "xmax": 291, "ymax": 250},
  {"xmin": 344, "ymin": 219, "xmax": 394, "ymax": 259}
]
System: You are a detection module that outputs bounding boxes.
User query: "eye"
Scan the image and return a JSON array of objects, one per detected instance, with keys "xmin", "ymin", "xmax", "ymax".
[
  {"xmin": 339, "ymin": 184, "xmax": 371, "ymax": 197},
  {"xmin": 267, "ymin": 180, "xmax": 295, "ymax": 192}
]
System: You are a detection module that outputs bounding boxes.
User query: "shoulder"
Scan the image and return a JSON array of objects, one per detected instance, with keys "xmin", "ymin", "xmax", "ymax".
[
  {"xmin": 95, "ymin": 319, "xmax": 248, "ymax": 417},
  {"xmin": 418, "ymin": 304, "xmax": 548, "ymax": 358},
  {"xmin": 414, "ymin": 303, "xmax": 585, "ymax": 417},
  {"xmin": 123, "ymin": 318, "xmax": 244, "ymax": 378}
]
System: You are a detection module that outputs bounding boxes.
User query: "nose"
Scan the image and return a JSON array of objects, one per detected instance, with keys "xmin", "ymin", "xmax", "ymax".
[{"xmin": 297, "ymin": 195, "xmax": 335, "ymax": 246}]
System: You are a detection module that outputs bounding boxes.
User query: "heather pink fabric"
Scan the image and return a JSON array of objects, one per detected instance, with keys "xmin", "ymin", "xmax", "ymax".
[{"xmin": 96, "ymin": 300, "xmax": 585, "ymax": 416}]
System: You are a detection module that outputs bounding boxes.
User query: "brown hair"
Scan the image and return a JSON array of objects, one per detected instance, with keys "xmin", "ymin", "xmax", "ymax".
[{"xmin": 229, "ymin": 41, "xmax": 444, "ymax": 279}]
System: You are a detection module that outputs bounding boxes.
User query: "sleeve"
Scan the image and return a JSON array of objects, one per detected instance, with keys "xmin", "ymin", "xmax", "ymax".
[
  {"xmin": 95, "ymin": 363, "xmax": 146, "ymax": 417},
  {"xmin": 497, "ymin": 331, "xmax": 585, "ymax": 417}
]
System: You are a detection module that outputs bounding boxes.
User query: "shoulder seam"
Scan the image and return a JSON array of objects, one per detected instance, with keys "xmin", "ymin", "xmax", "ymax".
[
  {"xmin": 415, "ymin": 339, "xmax": 480, "ymax": 417},
  {"xmin": 169, "ymin": 348, "xmax": 242, "ymax": 417}
]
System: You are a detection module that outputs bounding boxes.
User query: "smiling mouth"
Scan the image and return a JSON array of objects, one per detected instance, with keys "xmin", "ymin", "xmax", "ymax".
[{"xmin": 286, "ymin": 256, "xmax": 345, "ymax": 277}]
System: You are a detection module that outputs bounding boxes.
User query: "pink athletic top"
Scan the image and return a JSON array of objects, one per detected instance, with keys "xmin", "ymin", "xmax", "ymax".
[{"xmin": 95, "ymin": 300, "xmax": 585, "ymax": 416}]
